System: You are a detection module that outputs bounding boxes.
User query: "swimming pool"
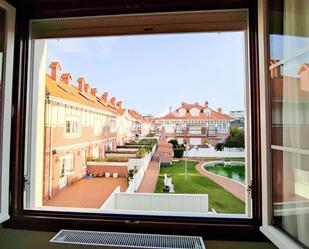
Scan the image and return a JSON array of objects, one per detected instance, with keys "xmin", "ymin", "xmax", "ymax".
[{"xmin": 204, "ymin": 162, "xmax": 245, "ymax": 184}]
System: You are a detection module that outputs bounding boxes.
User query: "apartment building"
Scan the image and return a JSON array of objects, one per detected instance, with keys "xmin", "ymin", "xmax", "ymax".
[
  {"xmin": 159, "ymin": 101, "xmax": 233, "ymax": 146},
  {"xmin": 43, "ymin": 62, "xmax": 150, "ymax": 202}
]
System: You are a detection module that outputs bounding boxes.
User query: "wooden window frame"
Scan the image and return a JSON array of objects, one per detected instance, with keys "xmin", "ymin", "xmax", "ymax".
[
  {"xmin": 5, "ymin": 0, "xmax": 265, "ymax": 241},
  {"xmin": 0, "ymin": 0, "xmax": 15, "ymax": 224}
]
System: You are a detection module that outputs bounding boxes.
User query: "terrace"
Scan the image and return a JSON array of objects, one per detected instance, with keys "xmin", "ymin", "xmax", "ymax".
[
  {"xmin": 43, "ymin": 139, "xmax": 158, "ymax": 209},
  {"xmin": 44, "ymin": 178, "xmax": 128, "ymax": 208}
]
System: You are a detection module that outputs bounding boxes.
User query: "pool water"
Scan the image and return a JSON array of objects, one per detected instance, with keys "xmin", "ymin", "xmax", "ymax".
[{"xmin": 204, "ymin": 162, "xmax": 245, "ymax": 184}]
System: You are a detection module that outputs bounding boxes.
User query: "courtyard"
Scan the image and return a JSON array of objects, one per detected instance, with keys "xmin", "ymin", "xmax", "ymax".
[{"xmin": 155, "ymin": 160, "xmax": 245, "ymax": 214}]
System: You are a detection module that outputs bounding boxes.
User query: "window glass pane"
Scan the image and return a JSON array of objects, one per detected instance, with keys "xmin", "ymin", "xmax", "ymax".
[
  {"xmin": 25, "ymin": 13, "xmax": 252, "ymax": 218},
  {"xmin": 269, "ymin": 0, "xmax": 309, "ymax": 247}
]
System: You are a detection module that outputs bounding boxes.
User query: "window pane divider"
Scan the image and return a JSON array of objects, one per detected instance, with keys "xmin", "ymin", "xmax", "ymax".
[{"xmin": 271, "ymin": 145, "xmax": 309, "ymax": 156}]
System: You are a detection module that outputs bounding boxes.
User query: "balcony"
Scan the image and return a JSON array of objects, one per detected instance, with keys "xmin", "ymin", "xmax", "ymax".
[{"xmin": 174, "ymin": 128, "xmax": 217, "ymax": 137}]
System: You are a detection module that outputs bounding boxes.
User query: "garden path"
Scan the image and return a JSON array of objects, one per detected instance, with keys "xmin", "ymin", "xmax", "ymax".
[
  {"xmin": 137, "ymin": 151, "xmax": 160, "ymax": 193},
  {"xmin": 195, "ymin": 161, "xmax": 246, "ymax": 201}
]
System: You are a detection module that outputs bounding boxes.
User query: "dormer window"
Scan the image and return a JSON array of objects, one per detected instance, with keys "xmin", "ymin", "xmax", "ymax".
[
  {"xmin": 189, "ymin": 107, "xmax": 200, "ymax": 116},
  {"xmin": 204, "ymin": 108, "xmax": 211, "ymax": 116},
  {"xmin": 178, "ymin": 108, "xmax": 186, "ymax": 117}
]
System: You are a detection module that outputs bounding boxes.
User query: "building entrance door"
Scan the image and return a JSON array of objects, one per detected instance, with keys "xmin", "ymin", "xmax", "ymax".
[{"xmin": 59, "ymin": 158, "xmax": 67, "ymax": 189}]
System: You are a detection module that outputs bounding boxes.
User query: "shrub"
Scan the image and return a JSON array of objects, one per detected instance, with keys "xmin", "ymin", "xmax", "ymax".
[
  {"xmin": 174, "ymin": 148, "xmax": 185, "ymax": 158},
  {"xmin": 137, "ymin": 147, "xmax": 147, "ymax": 158},
  {"xmin": 215, "ymin": 143, "xmax": 224, "ymax": 151},
  {"xmin": 106, "ymin": 150, "xmax": 137, "ymax": 154},
  {"xmin": 224, "ymin": 126, "xmax": 244, "ymax": 148},
  {"xmin": 87, "ymin": 156, "xmax": 128, "ymax": 162},
  {"xmin": 168, "ymin": 139, "xmax": 178, "ymax": 148},
  {"xmin": 127, "ymin": 167, "xmax": 138, "ymax": 181},
  {"xmin": 117, "ymin": 145, "xmax": 144, "ymax": 149}
]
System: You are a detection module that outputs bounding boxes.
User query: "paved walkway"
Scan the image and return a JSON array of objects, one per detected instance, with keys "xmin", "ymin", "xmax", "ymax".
[
  {"xmin": 137, "ymin": 151, "xmax": 160, "ymax": 193},
  {"xmin": 44, "ymin": 178, "xmax": 128, "ymax": 208},
  {"xmin": 195, "ymin": 161, "xmax": 246, "ymax": 201}
]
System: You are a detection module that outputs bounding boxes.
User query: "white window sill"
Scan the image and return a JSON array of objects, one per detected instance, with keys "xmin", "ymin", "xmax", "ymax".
[
  {"xmin": 0, "ymin": 213, "xmax": 10, "ymax": 223},
  {"xmin": 260, "ymin": 225, "xmax": 303, "ymax": 249}
]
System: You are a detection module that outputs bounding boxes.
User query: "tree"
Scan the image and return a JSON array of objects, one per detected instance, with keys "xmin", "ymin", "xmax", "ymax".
[
  {"xmin": 168, "ymin": 139, "xmax": 178, "ymax": 148},
  {"xmin": 224, "ymin": 126, "xmax": 244, "ymax": 148},
  {"xmin": 174, "ymin": 148, "xmax": 185, "ymax": 158},
  {"xmin": 215, "ymin": 142, "xmax": 224, "ymax": 151}
]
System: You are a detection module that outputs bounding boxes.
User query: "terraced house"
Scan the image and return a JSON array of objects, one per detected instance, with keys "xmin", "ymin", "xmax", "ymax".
[
  {"xmin": 159, "ymin": 101, "xmax": 233, "ymax": 146},
  {"xmin": 43, "ymin": 62, "xmax": 151, "ymax": 202}
]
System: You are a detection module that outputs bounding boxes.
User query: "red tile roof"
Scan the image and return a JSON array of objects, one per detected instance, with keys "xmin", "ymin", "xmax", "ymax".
[
  {"xmin": 46, "ymin": 74, "xmax": 120, "ymax": 116},
  {"xmin": 128, "ymin": 109, "xmax": 148, "ymax": 123},
  {"xmin": 157, "ymin": 141, "xmax": 173, "ymax": 153},
  {"xmin": 160, "ymin": 102, "xmax": 233, "ymax": 121}
]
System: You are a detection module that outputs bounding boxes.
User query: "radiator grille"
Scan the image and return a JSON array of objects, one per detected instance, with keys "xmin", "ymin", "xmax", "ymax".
[{"xmin": 50, "ymin": 230, "xmax": 205, "ymax": 249}]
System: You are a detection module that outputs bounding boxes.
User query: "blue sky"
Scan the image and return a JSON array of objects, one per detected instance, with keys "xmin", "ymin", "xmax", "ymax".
[{"xmin": 46, "ymin": 32, "xmax": 246, "ymax": 117}]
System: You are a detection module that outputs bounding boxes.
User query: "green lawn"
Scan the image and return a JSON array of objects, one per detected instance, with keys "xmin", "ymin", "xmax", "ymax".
[
  {"xmin": 155, "ymin": 160, "xmax": 245, "ymax": 214},
  {"xmin": 229, "ymin": 157, "xmax": 245, "ymax": 162}
]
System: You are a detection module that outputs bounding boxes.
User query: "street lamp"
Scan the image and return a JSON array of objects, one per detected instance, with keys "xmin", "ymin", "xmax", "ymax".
[{"xmin": 182, "ymin": 122, "xmax": 189, "ymax": 178}]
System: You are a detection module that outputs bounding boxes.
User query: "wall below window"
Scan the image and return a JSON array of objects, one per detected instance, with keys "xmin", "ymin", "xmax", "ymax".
[{"xmin": 0, "ymin": 225, "xmax": 277, "ymax": 249}]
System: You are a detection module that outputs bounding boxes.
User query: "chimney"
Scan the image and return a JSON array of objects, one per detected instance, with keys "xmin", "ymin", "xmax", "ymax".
[
  {"xmin": 77, "ymin": 77, "xmax": 86, "ymax": 92},
  {"xmin": 49, "ymin": 62, "xmax": 62, "ymax": 81},
  {"xmin": 60, "ymin": 73, "xmax": 72, "ymax": 86},
  {"xmin": 218, "ymin": 107, "xmax": 222, "ymax": 113},
  {"xmin": 102, "ymin": 92, "xmax": 108, "ymax": 102},
  {"xmin": 181, "ymin": 102, "xmax": 186, "ymax": 106},
  {"xmin": 204, "ymin": 101, "xmax": 209, "ymax": 108},
  {"xmin": 109, "ymin": 97, "xmax": 116, "ymax": 106},
  {"xmin": 84, "ymin": 83, "xmax": 90, "ymax": 93},
  {"xmin": 169, "ymin": 106, "xmax": 172, "ymax": 113},
  {"xmin": 194, "ymin": 102, "xmax": 199, "ymax": 106},
  {"xmin": 299, "ymin": 64, "xmax": 309, "ymax": 92},
  {"xmin": 116, "ymin": 100, "xmax": 123, "ymax": 109},
  {"xmin": 90, "ymin": 88, "xmax": 97, "ymax": 96}
]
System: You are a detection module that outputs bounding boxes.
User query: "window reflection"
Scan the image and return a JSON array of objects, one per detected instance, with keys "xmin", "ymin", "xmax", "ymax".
[{"xmin": 269, "ymin": 0, "xmax": 309, "ymax": 247}]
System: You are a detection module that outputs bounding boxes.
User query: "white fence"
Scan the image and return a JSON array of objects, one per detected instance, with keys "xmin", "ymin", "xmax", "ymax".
[
  {"xmin": 126, "ymin": 144, "xmax": 157, "ymax": 193},
  {"xmin": 126, "ymin": 169, "xmax": 145, "ymax": 193},
  {"xmin": 223, "ymin": 147, "xmax": 245, "ymax": 152},
  {"xmin": 117, "ymin": 148, "xmax": 139, "ymax": 152},
  {"xmin": 106, "ymin": 153, "xmax": 137, "ymax": 158},
  {"xmin": 100, "ymin": 186, "xmax": 121, "ymax": 209},
  {"xmin": 101, "ymin": 192, "xmax": 209, "ymax": 214},
  {"xmin": 87, "ymin": 161, "xmax": 128, "ymax": 167},
  {"xmin": 87, "ymin": 144, "xmax": 156, "ymax": 173},
  {"xmin": 128, "ymin": 144, "xmax": 156, "ymax": 171},
  {"xmin": 185, "ymin": 147, "xmax": 245, "ymax": 158}
]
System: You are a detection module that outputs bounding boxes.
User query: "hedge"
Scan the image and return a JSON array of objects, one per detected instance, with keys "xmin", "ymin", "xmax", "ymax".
[
  {"xmin": 87, "ymin": 156, "xmax": 129, "ymax": 162},
  {"xmin": 174, "ymin": 148, "xmax": 185, "ymax": 158}
]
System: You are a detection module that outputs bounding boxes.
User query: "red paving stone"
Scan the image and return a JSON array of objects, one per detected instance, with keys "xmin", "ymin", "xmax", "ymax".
[
  {"xmin": 44, "ymin": 178, "xmax": 128, "ymax": 208},
  {"xmin": 195, "ymin": 161, "xmax": 246, "ymax": 201},
  {"xmin": 137, "ymin": 152, "xmax": 160, "ymax": 193}
]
